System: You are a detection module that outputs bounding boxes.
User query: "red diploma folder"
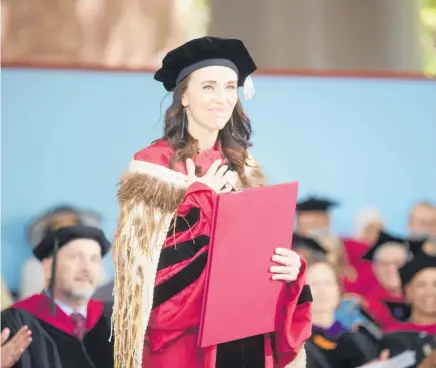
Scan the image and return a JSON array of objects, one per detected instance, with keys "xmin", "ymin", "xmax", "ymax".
[{"xmin": 198, "ymin": 182, "xmax": 299, "ymax": 347}]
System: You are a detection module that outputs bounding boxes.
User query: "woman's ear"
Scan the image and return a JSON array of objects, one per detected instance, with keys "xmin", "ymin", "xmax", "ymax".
[{"xmin": 181, "ymin": 92, "xmax": 188, "ymax": 108}]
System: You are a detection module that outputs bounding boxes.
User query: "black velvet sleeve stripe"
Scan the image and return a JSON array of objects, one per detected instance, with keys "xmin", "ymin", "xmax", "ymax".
[
  {"xmin": 157, "ymin": 235, "xmax": 210, "ymax": 271},
  {"xmin": 297, "ymin": 284, "xmax": 313, "ymax": 305},
  {"xmin": 152, "ymin": 251, "xmax": 208, "ymax": 309},
  {"xmin": 167, "ymin": 207, "xmax": 201, "ymax": 234}
]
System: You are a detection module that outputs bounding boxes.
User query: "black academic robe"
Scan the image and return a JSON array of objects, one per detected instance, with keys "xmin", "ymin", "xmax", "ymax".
[
  {"xmin": 306, "ymin": 327, "xmax": 379, "ymax": 368},
  {"xmin": 1, "ymin": 293, "xmax": 113, "ymax": 368},
  {"xmin": 380, "ymin": 329, "xmax": 436, "ymax": 368},
  {"xmin": 306, "ymin": 332, "xmax": 336, "ymax": 368},
  {"xmin": 334, "ymin": 331, "xmax": 379, "ymax": 367},
  {"xmin": 1, "ymin": 307, "xmax": 62, "ymax": 368}
]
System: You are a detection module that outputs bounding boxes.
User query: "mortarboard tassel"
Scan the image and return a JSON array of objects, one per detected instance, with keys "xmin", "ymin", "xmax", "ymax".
[
  {"xmin": 49, "ymin": 238, "xmax": 59, "ymax": 315},
  {"xmin": 243, "ymin": 75, "xmax": 255, "ymax": 100}
]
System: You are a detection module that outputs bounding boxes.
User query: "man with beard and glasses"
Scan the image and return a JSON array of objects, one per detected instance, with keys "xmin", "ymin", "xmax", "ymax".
[
  {"xmin": 1, "ymin": 210, "xmax": 114, "ymax": 368},
  {"xmin": 356, "ymin": 232, "xmax": 411, "ymax": 332},
  {"xmin": 20, "ymin": 205, "xmax": 110, "ymax": 300}
]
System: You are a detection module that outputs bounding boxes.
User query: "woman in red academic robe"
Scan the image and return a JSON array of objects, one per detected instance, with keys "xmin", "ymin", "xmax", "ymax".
[{"xmin": 111, "ymin": 37, "xmax": 312, "ymax": 368}]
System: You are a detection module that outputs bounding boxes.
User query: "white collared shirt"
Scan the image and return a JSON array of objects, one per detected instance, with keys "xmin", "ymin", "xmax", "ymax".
[
  {"xmin": 54, "ymin": 297, "xmax": 87, "ymax": 319},
  {"xmin": 44, "ymin": 290, "xmax": 87, "ymax": 318}
]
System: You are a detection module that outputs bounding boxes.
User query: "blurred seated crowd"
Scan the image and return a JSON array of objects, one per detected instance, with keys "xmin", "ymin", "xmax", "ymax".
[
  {"xmin": 296, "ymin": 198, "xmax": 436, "ymax": 368},
  {"xmin": 1, "ymin": 199, "xmax": 435, "ymax": 368}
]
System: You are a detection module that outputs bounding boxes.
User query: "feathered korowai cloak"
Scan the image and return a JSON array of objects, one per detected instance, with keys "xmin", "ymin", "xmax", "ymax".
[{"xmin": 111, "ymin": 153, "xmax": 308, "ymax": 368}]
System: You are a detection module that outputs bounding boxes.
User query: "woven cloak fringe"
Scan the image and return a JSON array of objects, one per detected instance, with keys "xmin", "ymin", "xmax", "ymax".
[{"xmin": 111, "ymin": 171, "xmax": 186, "ymax": 368}]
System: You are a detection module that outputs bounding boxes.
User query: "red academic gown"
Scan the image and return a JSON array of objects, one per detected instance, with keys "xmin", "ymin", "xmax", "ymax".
[
  {"xmin": 359, "ymin": 283, "xmax": 405, "ymax": 332},
  {"xmin": 341, "ymin": 238, "xmax": 375, "ymax": 295},
  {"xmin": 341, "ymin": 239, "xmax": 404, "ymax": 331},
  {"xmin": 384, "ymin": 322, "xmax": 436, "ymax": 334},
  {"xmin": 137, "ymin": 140, "xmax": 313, "ymax": 368},
  {"xmin": 1, "ymin": 293, "xmax": 113, "ymax": 368}
]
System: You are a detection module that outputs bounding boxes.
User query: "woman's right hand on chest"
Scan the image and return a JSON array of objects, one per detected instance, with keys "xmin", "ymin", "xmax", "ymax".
[{"xmin": 186, "ymin": 159, "xmax": 237, "ymax": 193}]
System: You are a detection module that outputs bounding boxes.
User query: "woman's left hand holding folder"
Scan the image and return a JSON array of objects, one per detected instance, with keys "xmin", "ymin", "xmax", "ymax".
[{"xmin": 270, "ymin": 248, "xmax": 302, "ymax": 282}]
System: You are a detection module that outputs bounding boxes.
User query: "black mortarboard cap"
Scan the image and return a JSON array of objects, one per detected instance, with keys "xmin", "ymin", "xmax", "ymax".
[
  {"xmin": 292, "ymin": 233, "xmax": 327, "ymax": 254},
  {"xmin": 29, "ymin": 206, "xmax": 111, "ymax": 315},
  {"xmin": 384, "ymin": 301, "xmax": 411, "ymax": 322},
  {"xmin": 296, "ymin": 197, "xmax": 338, "ymax": 213},
  {"xmin": 399, "ymin": 250, "xmax": 436, "ymax": 288},
  {"xmin": 154, "ymin": 36, "xmax": 257, "ymax": 95},
  {"xmin": 33, "ymin": 225, "xmax": 111, "ymax": 261},
  {"xmin": 329, "ymin": 330, "xmax": 381, "ymax": 367},
  {"xmin": 361, "ymin": 231, "xmax": 407, "ymax": 261}
]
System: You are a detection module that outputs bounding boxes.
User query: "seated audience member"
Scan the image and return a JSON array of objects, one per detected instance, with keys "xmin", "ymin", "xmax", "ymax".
[
  {"xmin": 1, "ymin": 211, "xmax": 114, "ymax": 368},
  {"xmin": 306, "ymin": 259, "xmax": 384, "ymax": 368},
  {"xmin": 20, "ymin": 205, "xmax": 109, "ymax": 299},
  {"xmin": 292, "ymin": 232, "xmax": 367, "ymax": 329},
  {"xmin": 407, "ymin": 202, "xmax": 436, "ymax": 259},
  {"xmin": 294, "ymin": 200, "xmax": 373, "ymax": 329},
  {"xmin": 295, "ymin": 197, "xmax": 339, "ymax": 250},
  {"xmin": 295, "ymin": 197, "xmax": 380, "ymax": 294},
  {"xmin": 380, "ymin": 250, "xmax": 436, "ymax": 368},
  {"xmin": 357, "ymin": 231, "xmax": 413, "ymax": 331},
  {"xmin": 295, "ymin": 197, "xmax": 351, "ymax": 278},
  {"xmin": 408, "ymin": 201, "xmax": 436, "ymax": 241},
  {"xmin": 308, "ymin": 260, "xmax": 348, "ymax": 338}
]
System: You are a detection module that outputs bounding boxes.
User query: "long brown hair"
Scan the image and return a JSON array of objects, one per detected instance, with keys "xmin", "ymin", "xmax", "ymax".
[{"xmin": 161, "ymin": 76, "xmax": 253, "ymax": 187}]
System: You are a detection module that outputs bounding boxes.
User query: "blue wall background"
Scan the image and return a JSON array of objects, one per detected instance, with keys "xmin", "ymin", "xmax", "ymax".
[{"xmin": 2, "ymin": 68, "xmax": 436, "ymax": 290}]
